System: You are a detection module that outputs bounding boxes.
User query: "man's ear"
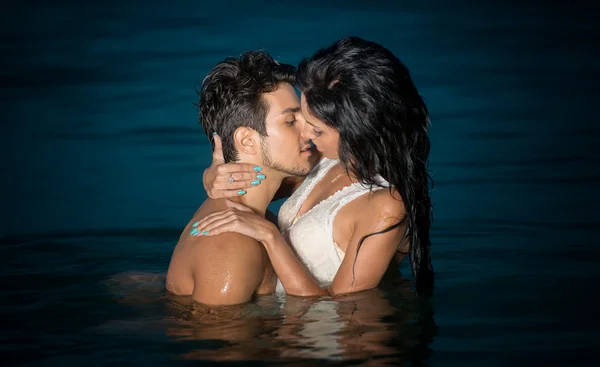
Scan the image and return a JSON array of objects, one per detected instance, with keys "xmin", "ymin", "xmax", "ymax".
[{"xmin": 233, "ymin": 127, "xmax": 259, "ymax": 156}]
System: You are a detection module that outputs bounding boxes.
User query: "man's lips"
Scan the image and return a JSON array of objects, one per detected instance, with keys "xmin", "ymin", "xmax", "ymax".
[{"xmin": 300, "ymin": 145, "xmax": 314, "ymax": 155}]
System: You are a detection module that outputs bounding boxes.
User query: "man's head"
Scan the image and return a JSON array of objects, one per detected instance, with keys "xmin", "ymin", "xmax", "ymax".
[{"xmin": 199, "ymin": 51, "xmax": 313, "ymax": 177}]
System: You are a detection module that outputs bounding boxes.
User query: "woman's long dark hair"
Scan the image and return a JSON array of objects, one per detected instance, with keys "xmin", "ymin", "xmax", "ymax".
[{"xmin": 296, "ymin": 37, "xmax": 434, "ymax": 293}]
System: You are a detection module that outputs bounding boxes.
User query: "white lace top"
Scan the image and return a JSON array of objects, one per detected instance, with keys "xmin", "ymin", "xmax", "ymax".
[{"xmin": 275, "ymin": 158, "xmax": 390, "ymax": 293}]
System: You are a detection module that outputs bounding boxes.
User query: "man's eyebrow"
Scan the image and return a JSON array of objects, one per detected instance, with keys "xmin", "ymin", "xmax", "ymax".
[{"xmin": 278, "ymin": 106, "xmax": 301, "ymax": 115}]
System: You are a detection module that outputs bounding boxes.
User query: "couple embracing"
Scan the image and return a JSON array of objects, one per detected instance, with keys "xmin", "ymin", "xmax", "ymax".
[{"xmin": 166, "ymin": 37, "xmax": 434, "ymax": 305}]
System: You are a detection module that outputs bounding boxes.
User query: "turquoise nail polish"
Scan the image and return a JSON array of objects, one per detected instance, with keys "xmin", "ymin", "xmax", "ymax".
[
  {"xmin": 190, "ymin": 228, "xmax": 199, "ymax": 235},
  {"xmin": 256, "ymin": 174, "xmax": 266, "ymax": 180},
  {"xmin": 237, "ymin": 190, "xmax": 246, "ymax": 195},
  {"xmin": 192, "ymin": 221, "xmax": 199, "ymax": 227},
  {"xmin": 253, "ymin": 166, "xmax": 262, "ymax": 171},
  {"xmin": 201, "ymin": 231, "xmax": 210, "ymax": 235},
  {"xmin": 212, "ymin": 132, "xmax": 217, "ymax": 137},
  {"xmin": 250, "ymin": 180, "xmax": 261, "ymax": 186}
]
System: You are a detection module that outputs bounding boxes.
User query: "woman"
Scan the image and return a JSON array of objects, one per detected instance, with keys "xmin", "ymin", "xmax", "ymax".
[{"xmin": 196, "ymin": 37, "xmax": 434, "ymax": 296}]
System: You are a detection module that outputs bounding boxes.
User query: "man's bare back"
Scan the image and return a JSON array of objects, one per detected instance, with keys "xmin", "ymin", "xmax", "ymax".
[{"xmin": 166, "ymin": 199, "xmax": 276, "ymax": 306}]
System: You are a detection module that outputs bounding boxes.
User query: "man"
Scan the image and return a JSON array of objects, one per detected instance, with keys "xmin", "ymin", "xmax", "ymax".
[{"xmin": 166, "ymin": 51, "xmax": 314, "ymax": 305}]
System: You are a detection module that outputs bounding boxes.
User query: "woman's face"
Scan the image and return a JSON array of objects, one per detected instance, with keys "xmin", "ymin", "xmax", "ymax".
[{"xmin": 300, "ymin": 93, "xmax": 340, "ymax": 159}]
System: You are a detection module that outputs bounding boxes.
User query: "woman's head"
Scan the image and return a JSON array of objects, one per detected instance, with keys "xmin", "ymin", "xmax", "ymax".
[{"xmin": 296, "ymin": 37, "xmax": 434, "ymax": 292}]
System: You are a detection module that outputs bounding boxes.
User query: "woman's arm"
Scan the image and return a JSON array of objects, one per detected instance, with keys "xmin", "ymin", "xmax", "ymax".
[
  {"xmin": 193, "ymin": 193, "xmax": 406, "ymax": 297},
  {"xmin": 261, "ymin": 211, "xmax": 403, "ymax": 296},
  {"xmin": 261, "ymin": 230, "xmax": 329, "ymax": 297},
  {"xmin": 193, "ymin": 201, "xmax": 328, "ymax": 297},
  {"xmin": 329, "ymin": 191, "xmax": 407, "ymax": 295},
  {"xmin": 203, "ymin": 134, "xmax": 266, "ymax": 199},
  {"xmin": 265, "ymin": 190, "xmax": 406, "ymax": 297},
  {"xmin": 203, "ymin": 135, "xmax": 318, "ymax": 201}
]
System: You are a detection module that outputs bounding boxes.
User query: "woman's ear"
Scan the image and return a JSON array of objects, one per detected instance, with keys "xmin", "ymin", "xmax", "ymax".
[{"xmin": 233, "ymin": 127, "xmax": 259, "ymax": 156}]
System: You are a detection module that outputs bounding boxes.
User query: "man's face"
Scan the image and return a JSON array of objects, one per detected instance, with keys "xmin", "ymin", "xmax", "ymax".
[{"xmin": 260, "ymin": 84, "xmax": 314, "ymax": 177}]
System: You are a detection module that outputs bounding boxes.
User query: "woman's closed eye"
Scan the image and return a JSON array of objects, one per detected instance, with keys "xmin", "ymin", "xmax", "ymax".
[{"xmin": 285, "ymin": 119, "xmax": 297, "ymax": 126}]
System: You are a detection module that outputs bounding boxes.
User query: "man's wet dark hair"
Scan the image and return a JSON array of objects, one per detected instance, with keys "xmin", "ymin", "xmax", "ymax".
[{"xmin": 198, "ymin": 51, "xmax": 296, "ymax": 162}]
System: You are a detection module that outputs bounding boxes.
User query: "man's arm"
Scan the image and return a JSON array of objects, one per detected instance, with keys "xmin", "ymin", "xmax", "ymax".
[{"xmin": 191, "ymin": 233, "xmax": 269, "ymax": 306}]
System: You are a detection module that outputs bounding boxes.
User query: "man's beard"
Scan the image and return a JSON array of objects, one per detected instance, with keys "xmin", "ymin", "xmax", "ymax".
[{"xmin": 261, "ymin": 141, "xmax": 310, "ymax": 178}]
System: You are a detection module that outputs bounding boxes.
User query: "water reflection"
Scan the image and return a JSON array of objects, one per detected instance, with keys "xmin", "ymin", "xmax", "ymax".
[{"xmin": 158, "ymin": 279, "xmax": 437, "ymax": 365}]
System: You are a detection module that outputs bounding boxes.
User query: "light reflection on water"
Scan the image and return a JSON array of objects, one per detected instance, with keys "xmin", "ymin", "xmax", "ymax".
[{"xmin": 102, "ymin": 270, "xmax": 435, "ymax": 365}]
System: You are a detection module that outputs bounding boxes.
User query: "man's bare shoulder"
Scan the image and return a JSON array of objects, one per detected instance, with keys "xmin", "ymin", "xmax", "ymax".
[
  {"xmin": 189, "ymin": 231, "xmax": 262, "ymax": 252},
  {"xmin": 178, "ymin": 199, "xmax": 266, "ymax": 267},
  {"xmin": 188, "ymin": 227, "xmax": 268, "ymax": 305}
]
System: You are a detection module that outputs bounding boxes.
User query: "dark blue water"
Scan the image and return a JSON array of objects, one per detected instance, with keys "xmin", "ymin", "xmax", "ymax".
[{"xmin": 2, "ymin": 1, "xmax": 599, "ymax": 365}]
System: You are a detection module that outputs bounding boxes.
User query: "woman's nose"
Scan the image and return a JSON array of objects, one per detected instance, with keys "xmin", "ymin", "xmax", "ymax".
[{"xmin": 301, "ymin": 122, "xmax": 315, "ymax": 140}]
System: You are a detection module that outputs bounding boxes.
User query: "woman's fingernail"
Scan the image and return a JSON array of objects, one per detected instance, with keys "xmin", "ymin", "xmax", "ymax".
[
  {"xmin": 253, "ymin": 166, "xmax": 262, "ymax": 171},
  {"xmin": 237, "ymin": 190, "xmax": 246, "ymax": 195},
  {"xmin": 190, "ymin": 228, "xmax": 199, "ymax": 235},
  {"xmin": 250, "ymin": 180, "xmax": 261, "ymax": 186},
  {"xmin": 212, "ymin": 132, "xmax": 217, "ymax": 137},
  {"xmin": 256, "ymin": 174, "xmax": 266, "ymax": 180},
  {"xmin": 201, "ymin": 231, "xmax": 210, "ymax": 235},
  {"xmin": 192, "ymin": 221, "xmax": 199, "ymax": 227}
]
